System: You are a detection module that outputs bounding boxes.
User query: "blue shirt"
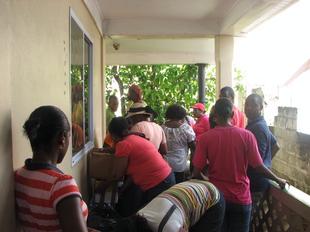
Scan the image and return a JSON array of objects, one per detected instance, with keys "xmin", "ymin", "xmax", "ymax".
[{"xmin": 246, "ymin": 116, "xmax": 277, "ymax": 192}]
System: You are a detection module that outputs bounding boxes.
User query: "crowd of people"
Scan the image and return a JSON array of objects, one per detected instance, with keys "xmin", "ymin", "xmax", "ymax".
[{"xmin": 14, "ymin": 84, "xmax": 287, "ymax": 232}]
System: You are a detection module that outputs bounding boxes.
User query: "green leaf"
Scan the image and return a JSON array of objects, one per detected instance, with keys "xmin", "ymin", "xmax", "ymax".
[{"xmin": 105, "ymin": 64, "xmax": 216, "ymax": 123}]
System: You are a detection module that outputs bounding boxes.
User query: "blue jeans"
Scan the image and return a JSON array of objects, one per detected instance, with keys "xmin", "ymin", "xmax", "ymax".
[
  {"xmin": 190, "ymin": 192, "xmax": 225, "ymax": 232},
  {"xmin": 221, "ymin": 201, "xmax": 252, "ymax": 232}
]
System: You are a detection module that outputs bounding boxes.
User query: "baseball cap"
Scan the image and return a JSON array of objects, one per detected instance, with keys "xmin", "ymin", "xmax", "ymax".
[{"xmin": 192, "ymin": 103, "xmax": 205, "ymax": 112}]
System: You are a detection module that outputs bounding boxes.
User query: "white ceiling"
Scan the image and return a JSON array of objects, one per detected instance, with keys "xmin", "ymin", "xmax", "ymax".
[
  {"xmin": 99, "ymin": 0, "xmax": 232, "ymax": 21},
  {"xmin": 105, "ymin": 38, "xmax": 215, "ymax": 65},
  {"xmin": 84, "ymin": 0, "xmax": 298, "ymax": 64}
]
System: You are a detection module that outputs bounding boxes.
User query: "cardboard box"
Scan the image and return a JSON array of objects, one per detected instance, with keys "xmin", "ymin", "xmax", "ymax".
[{"xmin": 89, "ymin": 149, "xmax": 128, "ymax": 181}]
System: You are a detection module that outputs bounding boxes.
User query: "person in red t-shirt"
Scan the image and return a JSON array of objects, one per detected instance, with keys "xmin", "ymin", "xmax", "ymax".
[
  {"xmin": 220, "ymin": 86, "xmax": 246, "ymax": 128},
  {"xmin": 192, "ymin": 103, "xmax": 210, "ymax": 139},
  {"xmin": 109, "ymin": 117, "xmax": 175, "ymax": 216},
  {"xmin": 191, "ymin": 102, "xmax": 210, "ymax": 172},
  {"xmin": 193, "ymin": 98, "xmax": 287, "ymax": 232}
]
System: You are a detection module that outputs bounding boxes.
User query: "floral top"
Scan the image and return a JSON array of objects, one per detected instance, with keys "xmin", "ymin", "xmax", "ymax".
[{"xmin": 162, "ymin": 123, "xmax": 195, "ymax": 172}]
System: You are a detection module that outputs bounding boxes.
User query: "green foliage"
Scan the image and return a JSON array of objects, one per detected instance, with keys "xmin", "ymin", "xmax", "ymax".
[
  {"xmin": 105, "ymin": 64, "xmax": 216, "ymax": 123},
  {"xmin": 104, "ymin": 67, "xmax": 115, "ymax": 98},
  {"xmin": 234, "ymin": 67, "xmax": 246, "ymax": 97},
  {"xmin": 204, "ymin": 65, "xmax": 217, "ymax": 109}
]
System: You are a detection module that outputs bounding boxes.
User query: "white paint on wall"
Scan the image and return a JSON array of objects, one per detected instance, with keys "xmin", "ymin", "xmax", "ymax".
[{"xmin": 0, "ymin": 0, "xmax": 15, "ymax": 229}]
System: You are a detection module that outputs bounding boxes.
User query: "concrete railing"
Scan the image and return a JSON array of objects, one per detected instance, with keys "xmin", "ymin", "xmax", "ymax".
[{"xmin": 251, "ymin": 182, "xmax": 310, "ymax": 232}]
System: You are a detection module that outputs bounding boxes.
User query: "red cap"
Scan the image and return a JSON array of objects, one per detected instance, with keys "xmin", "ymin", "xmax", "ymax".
[{"xmin": 192, "ymin": 103, "xmax": 205, "ymax": 112}]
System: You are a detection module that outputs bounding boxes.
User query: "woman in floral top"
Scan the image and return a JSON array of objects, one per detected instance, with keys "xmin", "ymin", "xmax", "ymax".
[{"xmin": 162, "ymin": 104, "xmax": 196, "ymax": 183}]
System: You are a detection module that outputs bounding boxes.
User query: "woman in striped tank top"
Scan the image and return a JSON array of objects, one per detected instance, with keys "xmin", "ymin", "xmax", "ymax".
[{"xmin": 14, "ymin": 106, "xmax": 91, "ymax": 232}]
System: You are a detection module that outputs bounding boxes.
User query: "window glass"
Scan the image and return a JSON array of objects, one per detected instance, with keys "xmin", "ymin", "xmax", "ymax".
[
  {"xmin": 84, "ymin": 39, "xmax": 91, "ymax": 143},
  {"xmin": 70, "ymin": 15, "xmax": 93, "ymax": 164}
]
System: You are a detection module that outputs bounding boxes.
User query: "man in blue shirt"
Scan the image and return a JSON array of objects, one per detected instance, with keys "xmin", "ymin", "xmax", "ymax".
[{"xmin": 245, "ymin": 94, "xmax": 280, "ymax": 192}]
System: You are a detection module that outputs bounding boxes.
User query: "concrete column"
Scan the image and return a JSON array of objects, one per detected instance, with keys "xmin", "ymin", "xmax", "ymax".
[
  {"xmin": 197, "ymin": 63, "xmax": 206, "ymax": 104},
  {"xmin": 215, "ymin": 35, "xmax": 234, "ymax": 97}
]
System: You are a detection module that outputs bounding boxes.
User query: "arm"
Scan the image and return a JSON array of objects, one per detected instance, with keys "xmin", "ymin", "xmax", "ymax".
[
  {"xmin": 192, "ymin": 167, "xmax": 203, "ymax": 179},
  {"xmin": 247, "ymin": 131, "xmax": 286, "ymax": 189},
  {"xmin": 100, "ymin": 146, "xmax": 115, "ymax": 153},
  {"xmin": 271, "ymin": 142, "xmax": 280, "ymax": 159},
  {"xmin": 253, "ymin": 164, "xmax": 287, "ymax": 189},
  {"xmin": 88, "ymin": 228, "xmax": 100, "ymax": 232},
  {"xmin": 159, "ymin": 127, "xmax": 168, "ymax": 156},
  {"xmin": 191, "ymin": 133, "xmax": 208, "ymax": 178},
  {"xmin": 57, "ymin": 196, "xmax": 88, "ymax": 232},
  {"xmin": 186, "ymin": 125, "xmax": 196, "ymax": 161},
  {"xmin": 119, "ymin": 176, "xmax": 134, "ymax": 194},
  {"xmin": 249, "ymin": 126, "xmax": 268, "ymax": 161},
  {"xmin": 188, "ymin": 141, "xmax": 196, "ymax": 157},
  {"xmin": 159, "ymin": 142, "xmax": 168, "ymax": 156},
  {"xmin": 188, "ymin": 141, "xmax": 196, "ymax": 172}
]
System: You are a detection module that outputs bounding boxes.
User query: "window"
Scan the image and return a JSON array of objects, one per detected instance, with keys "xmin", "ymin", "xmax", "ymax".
[{"xmin": 70, "ymin": 10, "xmax": 93, "ymax": 166}]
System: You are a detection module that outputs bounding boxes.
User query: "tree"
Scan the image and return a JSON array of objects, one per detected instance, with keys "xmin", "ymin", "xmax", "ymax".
[
  {"xmin": 234, "ymin": 67, "xmax": 247, "ymax": 109},
  {"xmin": 105, "ymin": 64, "xmax": 216, "ymax": 123}
]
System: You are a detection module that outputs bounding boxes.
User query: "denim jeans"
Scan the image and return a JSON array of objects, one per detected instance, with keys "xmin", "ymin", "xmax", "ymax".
[
  {"xmin": 190, "ymin": 192, "xmax": 226, "ymax": 232},
  {"xmin": 221, "ymin": 201, "xmax": 252, "ymax": 232}
]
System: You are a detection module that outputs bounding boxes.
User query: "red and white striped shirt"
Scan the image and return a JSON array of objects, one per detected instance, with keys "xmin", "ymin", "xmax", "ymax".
[{"xmin": 15, "ymin": 162, "xmax": 88, "ymax": 232}]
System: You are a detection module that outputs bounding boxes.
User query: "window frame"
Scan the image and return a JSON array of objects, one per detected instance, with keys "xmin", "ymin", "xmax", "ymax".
[{"xmin": 70, "ymin": 8, "xmax": 94, "ymax": 166}]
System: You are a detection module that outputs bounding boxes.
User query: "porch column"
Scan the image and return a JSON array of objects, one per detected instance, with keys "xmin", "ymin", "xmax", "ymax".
[
  {"xmin": 197, "ymin": 63, "xmax": 206, "ymax": 104},
  {"xmin": 215, "ymin": 35, "xmax": 234, "ymax": 97}
]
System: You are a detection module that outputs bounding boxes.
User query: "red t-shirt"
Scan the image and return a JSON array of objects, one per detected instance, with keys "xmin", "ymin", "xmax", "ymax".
[
  {"xmin": 193, "ymin": 126, "xmax": 263, "ymax": 204},
  {"xmin": 115, "ymin": 135, "xmax": 171, "ymax": 191},
  {"xmin": 231, "ymin": 106, "xmax": 246, "ymax": 128},
  {"xmin": 192, "ymin": 115, "xmax": 210, "ymax": 139}
]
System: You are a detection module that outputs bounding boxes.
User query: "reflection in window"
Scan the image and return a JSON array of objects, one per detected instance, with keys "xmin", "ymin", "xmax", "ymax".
[
  {"xmin": 70, "ymin": 15, "xmax": 93, "ymax": 163},
  {"xmin": 84, "ymin": 39, "xmax": 91, "ymax": 143}
]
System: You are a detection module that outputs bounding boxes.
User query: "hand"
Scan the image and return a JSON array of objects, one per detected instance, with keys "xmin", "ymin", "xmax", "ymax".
[
  {"xmin": 277, "ymin": 177, "xmax": 288, "ymax": 189},
  {"xmin": 200, "ymin": 172, "xmax": 209, "ymax": 181},
  {"xmin": 187, "ymin": 174, "xmax": 194, "ymax": 180},
  {"xmin": 98, "ymin": 147, "xmax": 114, "ymax": 153},
  {"xmin": 119, "ymin": 185, "xmax": 127, "ymax": 195},
  {"xmin": 88, "ymin": 227, "xmax": 101, "ymax": 232}
]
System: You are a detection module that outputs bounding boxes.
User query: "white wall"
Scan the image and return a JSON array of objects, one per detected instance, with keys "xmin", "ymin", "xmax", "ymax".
[
  {"xmin": 0, "ymin": 0, "xmax": 105, "ymax": 230},
  {"xmin": 0, "ymin": 0, "xmax": 15, "ymax": 230}
]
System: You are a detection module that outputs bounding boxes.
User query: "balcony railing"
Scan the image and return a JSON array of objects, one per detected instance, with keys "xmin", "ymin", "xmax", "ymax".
[{"xmin": 251, "ymin": 182, "xmax": 310, "ymax": 232}]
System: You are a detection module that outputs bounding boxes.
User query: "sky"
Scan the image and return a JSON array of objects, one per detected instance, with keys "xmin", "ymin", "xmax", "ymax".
[{"xmin": 235, "ymin": 0, "xmax": 310, "ymax": 133}]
